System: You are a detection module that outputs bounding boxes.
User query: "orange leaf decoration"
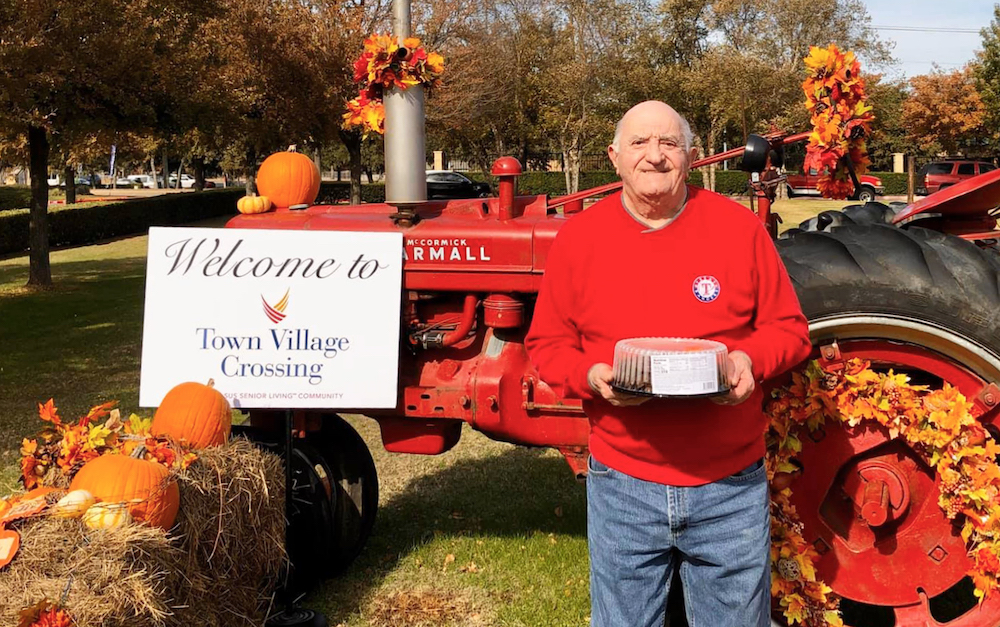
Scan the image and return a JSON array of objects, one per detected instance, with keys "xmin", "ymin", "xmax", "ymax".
[
  {"xmin": 17, "ymin": 600, "xmax": 74, "ymax": 627},
  {"xmin": 802, "ymin": 44, "xmax": 874, "ymax": 199},
  {"xmin": 767, "ymin": 358, "xmax": 1000, "ymax": 624},
  {"xmin": 343, "ymin": 34, "xmax": 444, "ymax": 136},
  {"xmin": 20, "ymin": 398, "xmax": 197, "ymax": 491},
  {"xmin": 38, "ymin": 400, "xmax": 60, "ymax": 425}
]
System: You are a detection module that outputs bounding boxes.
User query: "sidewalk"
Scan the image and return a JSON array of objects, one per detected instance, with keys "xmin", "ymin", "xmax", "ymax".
[{"xmin": 88, "ymin": 181, "xmax": 229, "ymax": 198}]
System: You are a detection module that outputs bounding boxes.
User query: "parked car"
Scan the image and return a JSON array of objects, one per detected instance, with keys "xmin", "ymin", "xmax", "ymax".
[
  {"xmin": 127, "ymin": 174, "xmax": 161, "ymax": 189},
  {"xmin": 426, "ymin": 170, "xmax": 491, "ymax": 200},
  {"xmin": 46, "ymin": 174, "xmax": 93, "ymax": 187},
  {"xmin": 167, "ymin": 173, "xmax": 215, "ymax": 189},
  {"xmin": 916, "ymin": 159, "xmax": 997, "ymax": 195},
  {"xmin": 786, "ymin": 168, "xmax": 884, "ymax": 202}
]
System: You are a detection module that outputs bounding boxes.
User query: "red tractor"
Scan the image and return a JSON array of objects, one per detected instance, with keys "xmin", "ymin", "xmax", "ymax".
[
  {"xmin": 225, "ymin": 15, "xmax": 1000, "ymax": 620},
  {"xmin": 228, "ymin": 124, "xmax": 1000, "ymax": 626}
]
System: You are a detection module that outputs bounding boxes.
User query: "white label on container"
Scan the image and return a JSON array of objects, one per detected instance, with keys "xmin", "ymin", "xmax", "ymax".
[{"xmin": 650, "ymin": 353, "xmax": 720, "ymax": 395}]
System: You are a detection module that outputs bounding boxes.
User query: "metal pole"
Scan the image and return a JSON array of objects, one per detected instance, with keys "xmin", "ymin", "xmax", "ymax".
[
  {"xmin": 384, "ymin": 0, "xmax": 427, "ymax": 205},
  {"xmin": 908, "ymin": 155, "xmax": 915, "ymax": 204}
]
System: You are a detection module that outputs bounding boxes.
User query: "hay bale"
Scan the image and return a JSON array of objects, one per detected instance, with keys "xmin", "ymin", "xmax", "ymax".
[
  {"xmin": 0, "ymin": 518, "xmax": 189, "ymax": 625},
  {"xmin": 0, "ymin": 437, "xmax": 286, "ymax": 626},
  {"xmin": 171, "ymin": 437, "xmax": 287, "ymax": 626}
]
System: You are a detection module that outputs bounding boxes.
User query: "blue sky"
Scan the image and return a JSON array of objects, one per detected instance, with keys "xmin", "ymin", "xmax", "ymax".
[{"xmin": 862, "ymin": 0, "xmax": 996, "ymax": 79}]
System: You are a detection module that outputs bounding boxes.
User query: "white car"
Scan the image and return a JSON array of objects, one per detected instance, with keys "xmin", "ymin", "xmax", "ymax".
[
  {"xmin": 169, "ymin": 174, "xmax": 197, "ymax": 189},
  {"xmin": 127, "ymin": 175, "xmax": 159, "ymax": 189}
]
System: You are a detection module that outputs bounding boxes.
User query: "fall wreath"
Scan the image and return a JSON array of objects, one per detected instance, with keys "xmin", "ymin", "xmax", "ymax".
[
  {"xmin": 802, "ymin": 44, "xmax": 874, "ymax": 200},
  {"xmin": 342, "ymin": 34, "xmax": 445, "ymax": 137},
  {"xmin": 766, "ymin": 359, "xmax": 1000, "ymax": 625}
]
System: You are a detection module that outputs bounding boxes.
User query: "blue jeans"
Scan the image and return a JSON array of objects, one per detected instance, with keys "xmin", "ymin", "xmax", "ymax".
[{"xmin": 587, "ymin": 455, "xmax": 770, "ymax": 627}]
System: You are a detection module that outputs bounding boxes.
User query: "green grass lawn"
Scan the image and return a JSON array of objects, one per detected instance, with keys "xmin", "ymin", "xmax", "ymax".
[
  {"xmin": 736, "ymin": 196, "xmax": 866, "ymax": 233},
  {"xmin": 0, "ymin": 197, "xmax": 848, "ymax": 625}
]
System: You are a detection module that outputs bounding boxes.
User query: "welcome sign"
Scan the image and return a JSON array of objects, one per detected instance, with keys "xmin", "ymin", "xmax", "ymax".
[{"xmin": 139, "ymin": 227, "xmax": 403, "ymax": 409}]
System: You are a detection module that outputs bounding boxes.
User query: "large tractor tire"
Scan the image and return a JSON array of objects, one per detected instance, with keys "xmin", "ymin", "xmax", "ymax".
[{"xmin": 773, "ymin": 224, "xmax": 1000, "ymax": 626}]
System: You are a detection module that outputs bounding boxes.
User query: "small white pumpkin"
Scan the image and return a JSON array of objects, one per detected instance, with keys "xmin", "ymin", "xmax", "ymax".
[
  {"xmin": 82, "ymin": 502, "xmax": 132, "ymax": 529},
  {"xmin": 51, "ymin": 489, "xmax": 96, "ymax": 519}
]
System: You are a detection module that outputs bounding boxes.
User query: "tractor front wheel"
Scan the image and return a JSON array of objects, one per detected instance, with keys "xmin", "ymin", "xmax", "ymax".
[
  {"xmin": 775, "ymin": 224, "xmax": 1000, "ymax": 626},
  {"xmin": 307, "ymin": 414, "xmax": 379, "ymax": 576}
]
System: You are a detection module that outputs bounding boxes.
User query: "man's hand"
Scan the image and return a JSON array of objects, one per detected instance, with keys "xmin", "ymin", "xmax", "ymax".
[
  {"xmin": 588, "ymin": 363, "xmax": 650, "ymax": 406},
  {"xmin": 711, "ymin": 350, "xmax": 755, "ymax": 406}
]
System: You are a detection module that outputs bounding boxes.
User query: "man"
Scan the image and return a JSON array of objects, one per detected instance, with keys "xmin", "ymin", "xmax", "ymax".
[{"xmin": 524, "ymin": 101, "xmax": 811, "ymax": 627}]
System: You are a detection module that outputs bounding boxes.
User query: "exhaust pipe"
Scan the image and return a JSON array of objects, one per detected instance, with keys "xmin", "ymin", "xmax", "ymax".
[{"xmin": 383, "ymin": 0, "xmax": 427, "ymax": 206}]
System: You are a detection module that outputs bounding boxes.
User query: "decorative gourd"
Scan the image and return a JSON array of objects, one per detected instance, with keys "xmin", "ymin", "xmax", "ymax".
[
  {"xmin": 69, "ymin": 449, "xmax": 179, "ymax": 530},
  {"xmin": 51, "ymin": 489, "xmax": 97, "ymax": 519},
  {"xmin": 256, "ymin": 149, "xmax": 321, "ymax": 209},
  {"xmin": 237, "ymin": 194, "xmax": 273, "ymax": 215},
  {"xmin": 151, "ymin": 379, "xmax": 231, "ymax": 448},
  {"xmin": 82, "ymin": 502, "xmax": 132, "ymax": 530}
]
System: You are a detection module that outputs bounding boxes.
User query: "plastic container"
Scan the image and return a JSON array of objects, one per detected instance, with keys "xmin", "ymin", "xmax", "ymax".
[{"xmin": 611, "ymin": 338, "xmax": 729, "ymax": 398}]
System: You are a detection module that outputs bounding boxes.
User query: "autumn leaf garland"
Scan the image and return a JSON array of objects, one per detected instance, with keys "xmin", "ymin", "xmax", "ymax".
[
  {"xmin": 802, "ymin": 44, "xmax": 874, "ymax": 199},
  {"xmin": 766, "ymin": 359, "xmax": 1000, "ymax": 625},
  {"xmin": 20, "ymin": 399, "xmax": 196, "ymax": 491},
  {"xmin": 342, "ymin": 34, "xmax": 445, "ymax": 137}
]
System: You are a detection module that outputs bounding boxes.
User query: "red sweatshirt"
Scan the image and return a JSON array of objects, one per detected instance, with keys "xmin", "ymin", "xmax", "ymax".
[{"xmin": 525, "ymin": 187, "xmax": 811, "ymax": 486}]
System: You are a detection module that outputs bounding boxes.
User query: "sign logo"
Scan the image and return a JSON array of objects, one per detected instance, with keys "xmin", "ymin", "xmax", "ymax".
[
  {"xmin": 692, "ymin": 276, "xmax": 721, "ymax": 303},
  {"xmin": 262, "ymin": 289, "xmax": 290, "ymax": 323}
]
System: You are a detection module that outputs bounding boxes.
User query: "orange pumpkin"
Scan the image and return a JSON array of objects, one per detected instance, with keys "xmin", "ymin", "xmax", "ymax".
[
  {"xmin": 256, "ymin": 150, "xmax": 321, "ymax": 208},
  {"xmin": 151, "ymin": 379, "xmax": 231, "ymax": 448},
  {"xmin": 237, "ymin": 194, "xmax": 273, "ymax": 214},
  {"xmin": 70, "ymin": 450, "xmax": 179, "ymax": 530}
]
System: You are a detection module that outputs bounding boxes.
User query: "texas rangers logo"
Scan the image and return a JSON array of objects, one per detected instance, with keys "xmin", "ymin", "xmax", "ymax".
[
  {"xmin": 262, "ymin": 289, "xmax": 290, "ymax": 323},
  {"xmin": 692, "ymin": 276, "xmax": 721, "ymax": 303}
]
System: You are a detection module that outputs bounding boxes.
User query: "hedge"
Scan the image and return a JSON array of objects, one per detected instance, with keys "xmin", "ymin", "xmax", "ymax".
[
  {"xmin": 316, "ymin": 182, "xmax": 386, "ymax": 204},
  {"xmin": 468, "ymin": 170, "xmax": 908, "ymax": 197},
  {"xmin": 0, "ymin": 189, "xmax": 243, "ymax": 256},
  {"xmin": 0, "ymin": 187, "xmax": 34, "ymax": 212},
  {"xmin": 1, "ymin": 168, "xmax": 913, "ymax": 257},
  {"xmin": 872, "ymin": 173, "xmax": 908, "ymax": 195},
  {"xmin": 466, "ymin": 170, "xmax": 748, "ymax": 196}
]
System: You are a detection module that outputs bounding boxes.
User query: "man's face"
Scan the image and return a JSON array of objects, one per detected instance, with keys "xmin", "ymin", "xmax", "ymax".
[{"xmin": 608, "ymin": 103, "xmax": 697, "ymax": 204}]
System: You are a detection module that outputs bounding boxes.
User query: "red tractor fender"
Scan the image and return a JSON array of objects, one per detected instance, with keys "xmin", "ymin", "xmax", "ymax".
[{"xmin": 893, "ymin": 168, "xmax": 1000, "ymax": 238}]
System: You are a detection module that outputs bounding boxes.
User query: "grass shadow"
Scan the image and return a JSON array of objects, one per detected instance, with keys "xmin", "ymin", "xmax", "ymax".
[{"xmin": 314, "ymin": 445, "xmax": 587, "ymax": 623}]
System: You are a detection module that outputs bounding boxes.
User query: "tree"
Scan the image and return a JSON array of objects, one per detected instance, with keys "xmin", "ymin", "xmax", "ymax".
[
  {"xmin": 0, "ymin": 0, "xmax": 208, "ymax": 286},
  {"xmin": 976, "ymin": 3, "xmax": 1000, "ymax": 156},
  {"xmin": 608, "ymin": 0, "xmax": 894, "ymax": 181},
  {"xmin": 539, "ymin": 0, "xmax": 645, "ymax": 193},
  {"xmin": 864, "ymin": 75, "xmax": 919, "ymax": 169},
  {"xmin": 903, "ymin": 65, "xmax": 987, "ymax": 157}
]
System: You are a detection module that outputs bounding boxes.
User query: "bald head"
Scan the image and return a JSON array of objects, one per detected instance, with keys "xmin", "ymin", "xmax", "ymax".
[
  {"xmin": 607, "ymin": 100, "xmax": 698, "ymax": 221},
  {"xmin": 612, "ymin": 101, "xmax": 693, "ymax": 152}
]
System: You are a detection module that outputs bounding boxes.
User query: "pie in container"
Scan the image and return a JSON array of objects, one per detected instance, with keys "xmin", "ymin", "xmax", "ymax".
[{"xmin": 611, "ymin": 338, "xmax": 730, "ymax": 398}]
